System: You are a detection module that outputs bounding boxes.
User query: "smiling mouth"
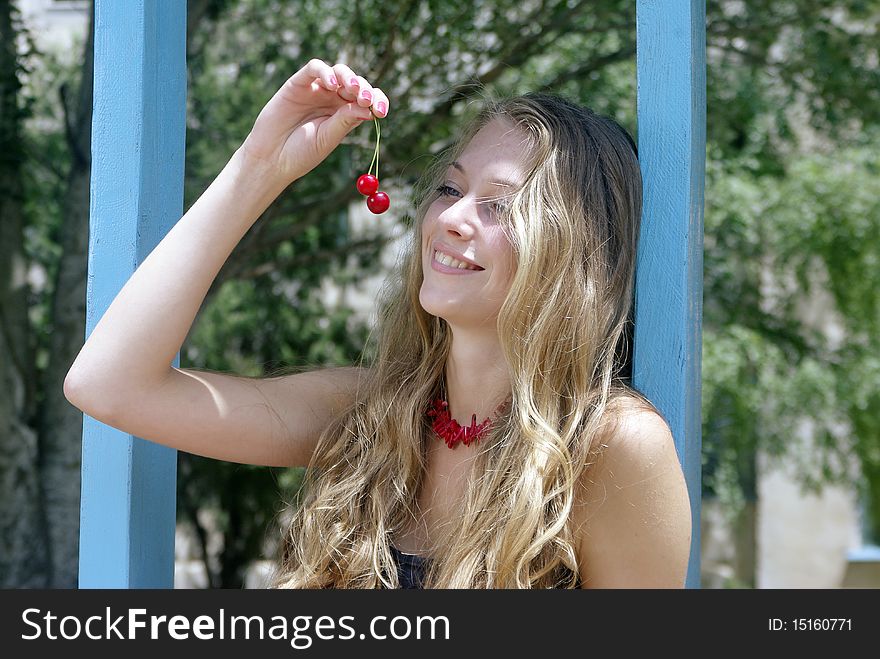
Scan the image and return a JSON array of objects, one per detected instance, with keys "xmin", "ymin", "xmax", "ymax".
[{"xmin": 432, "ymin": 249, "xmax": 484, "ymax": 271}]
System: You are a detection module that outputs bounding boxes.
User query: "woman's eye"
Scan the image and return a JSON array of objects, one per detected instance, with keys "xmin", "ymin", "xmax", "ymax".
[
  {"xmin": 434, "ymin": 185, "xmax": 508, "ymax": 216},
  {"xmin": 490, "ymin": 200, "xmax": 509, "ymax": 215},
  {"xmin": 435, "ymin": 184, "xmax": 460, "ymax": 198},
  {"xmin": 485, "ymin": 197, "xmax": 509, "ymax": 216}
]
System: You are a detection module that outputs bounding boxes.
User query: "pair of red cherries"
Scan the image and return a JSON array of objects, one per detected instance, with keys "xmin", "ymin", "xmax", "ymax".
[
  {"xmin": 356, "ymin": 115, "xmax": 390, "ymax": 214},
  {"xmin": 356, "ymin": 173, "xmax": 389, "ymax": 213}
]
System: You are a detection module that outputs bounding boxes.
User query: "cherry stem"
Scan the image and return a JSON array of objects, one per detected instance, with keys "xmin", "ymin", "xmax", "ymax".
[{"xmin": 368, "ymin": 116, "xmax": 381, "ymax": 178}]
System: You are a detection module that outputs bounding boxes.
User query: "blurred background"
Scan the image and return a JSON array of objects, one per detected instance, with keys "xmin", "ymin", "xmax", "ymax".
[{"xmin": 1, "ymin": 0, "xmax": 878, "ymax": 589}]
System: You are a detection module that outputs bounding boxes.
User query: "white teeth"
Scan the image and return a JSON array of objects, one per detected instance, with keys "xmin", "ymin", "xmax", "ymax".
[{"xmin": 433, "ymin": 249, "xmax": 480, "ymax": 270}]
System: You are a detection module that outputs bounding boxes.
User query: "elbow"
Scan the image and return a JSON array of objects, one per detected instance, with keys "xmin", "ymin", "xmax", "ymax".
[
  {"xmin": 63, "ymin": 367, "xmax": 82, "ymax": 408},
  {"xmin": 62, "ymin": 366, "xmax": 80, "ymax": 404},
  {"xmin": 63, "ymin": 367, "xmax": 114, "ymax": 422}
]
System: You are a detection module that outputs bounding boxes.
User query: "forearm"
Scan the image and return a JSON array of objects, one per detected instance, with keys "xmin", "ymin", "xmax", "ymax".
[{"xmin": 66, "ymin": 146, "xmax": 288, "ymax": 406}]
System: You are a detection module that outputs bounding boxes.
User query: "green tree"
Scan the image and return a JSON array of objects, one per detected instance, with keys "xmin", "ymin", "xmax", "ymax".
[
  {"xmin": 703, "ymin": 136, "xmax": 880, "ymax": 530},
  {"xmin": 0, "ymin": 0, "xmax": 49, "ymax": 587},
  {"xmin": 700, "ymin": 1, "xmax": 880, "ymax": 586}
]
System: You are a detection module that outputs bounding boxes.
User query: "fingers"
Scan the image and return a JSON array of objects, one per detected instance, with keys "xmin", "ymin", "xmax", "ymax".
[
  {"xmin": 290, "ymin": 58, "xmax": 341, "ymax": 92},
  {"xmin": 287, "ymin": 59, "xmax": 390, "ymax": 119},
  {"xmin": 329, "ymin": 63, "xmax": 359, "ymax": 102},
  {"xmin": 330, "ymin": 63, "xmax": 389, "ymax": 118},
  {"xmin": 319, "ymin": 95, "xmax": 379, "ymax": 147},
  {"xmin": 369, "ymin": 87, "xmax": 389, "ymax": 118}
]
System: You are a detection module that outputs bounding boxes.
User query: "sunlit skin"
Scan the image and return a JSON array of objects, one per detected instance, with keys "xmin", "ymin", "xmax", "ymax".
[
  {"xmin": 419, "ymin": 117, "xmax": 532, "ymax": 444},
  {"xmin": 394, "ymin": 118, "xmax": 534, "ymax": 554}
]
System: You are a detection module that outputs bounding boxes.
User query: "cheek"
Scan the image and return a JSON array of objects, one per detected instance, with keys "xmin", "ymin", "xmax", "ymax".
[
  {"xmin": 497, "ymin": 257, "xmax": 516, "ymax": 290},
  {"xmin": 421, "ymin": 214, "xmax": 438, "ymax": 249},
  {"xmin": 486, "ymin": 237, "xmax": 517, "ymax": 282}
]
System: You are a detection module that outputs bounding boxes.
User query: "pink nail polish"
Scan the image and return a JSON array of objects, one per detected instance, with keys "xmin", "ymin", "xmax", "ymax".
[
  {"xmin": 376, "ymin": 102, "xmax": 386, "ymax": 115},
  {"xmin": 362, "ymin": 90, "xmax": 372, "ymax": 101},
  {"xmin": 330, "ymin": 75, "xmax": 338, "ymax": 85},
  {"xmin": 350, "ymin": 77, "xmax": 359, "ymax": 86}
]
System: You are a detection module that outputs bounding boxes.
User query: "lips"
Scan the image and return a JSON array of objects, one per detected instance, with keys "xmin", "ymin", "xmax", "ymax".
[
  {"xmin": 430, "ymin": 242, "xmax": 484, "ymax": 270},
  {"xmin": 432, "ymin": 250, "xmax": 482, "ymax": 272}
]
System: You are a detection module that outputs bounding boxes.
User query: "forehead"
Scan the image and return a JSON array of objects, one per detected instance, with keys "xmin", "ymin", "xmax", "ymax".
[{"xmin": 451, "ymin": 119, "xmax": 532, "ymax": 188}]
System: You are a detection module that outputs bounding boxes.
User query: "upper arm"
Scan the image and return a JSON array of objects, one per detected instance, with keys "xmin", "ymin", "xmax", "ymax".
[
  {"xmin": 64, "ymin": 365, "xmax": 371, "ymax": 468},
  {"xmin": 574, "ymin": 408, "xmax": 692, "ymax": 588}
]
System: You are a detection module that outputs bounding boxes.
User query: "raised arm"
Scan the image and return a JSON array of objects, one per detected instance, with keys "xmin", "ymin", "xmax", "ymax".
[{"xmin": 64, "ymin": 59, "xmax": 389, "ymax": 467}]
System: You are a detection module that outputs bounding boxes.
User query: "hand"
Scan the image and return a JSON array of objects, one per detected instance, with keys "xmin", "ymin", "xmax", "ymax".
[{"xmin": 240, "ymin": 59, "xmax": 390, "ymax": 185}]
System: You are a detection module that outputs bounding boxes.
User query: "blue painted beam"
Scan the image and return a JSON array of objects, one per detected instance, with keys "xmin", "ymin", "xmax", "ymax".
[
  {"xmin": 634, "ymin": 0, "xmax": 706, "ymax": 589},
  {"xmin": 79, "ymin": 0, "xmax": 186, "ymax": 588}
]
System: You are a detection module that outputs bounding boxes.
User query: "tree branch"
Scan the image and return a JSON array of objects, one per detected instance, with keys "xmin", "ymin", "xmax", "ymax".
[
  {"xmin": 371, "ymin": 0, "xmax": 419, "ymax": 81},
  {"xmin": 535, "ymin": 44, "xmax": 637, "ymax": 93},
  {"xmin": 392, "ymin": 0, "xmax": 615, "ymax": 152},
  {"xmin": 21, "ymin": 138, "xmax": 66, "ymax": 182}
]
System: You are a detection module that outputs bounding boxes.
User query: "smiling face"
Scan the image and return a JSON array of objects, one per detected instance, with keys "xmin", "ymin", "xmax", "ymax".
[{"xmin": 420, "ymin": 118, "xmax": 532, "ymax": 329}]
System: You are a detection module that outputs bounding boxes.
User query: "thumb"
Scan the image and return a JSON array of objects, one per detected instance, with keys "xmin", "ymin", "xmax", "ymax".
[{"xmin": 320, "ymin": 103, "xmax": 374, "ymax": 148}]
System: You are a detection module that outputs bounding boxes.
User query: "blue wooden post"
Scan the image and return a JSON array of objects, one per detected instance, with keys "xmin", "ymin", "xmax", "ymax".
[
  {"xmin": 634, "ymin": 0, "xmax": 706, "ymax": 588},
  {"xmin": 79, "ymin": 0, "xmax": 186, "ymax": 587}
]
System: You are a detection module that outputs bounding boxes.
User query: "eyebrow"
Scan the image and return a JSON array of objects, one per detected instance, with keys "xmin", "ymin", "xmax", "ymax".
[{"xmin": 450, "ymin": 161, "xmax": 520, "ymax": 189}]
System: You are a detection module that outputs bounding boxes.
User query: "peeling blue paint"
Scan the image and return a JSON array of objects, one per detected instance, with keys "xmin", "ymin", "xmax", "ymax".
[
  {"xmin": 79, "ymin": 0, "xmax": 186, "ymax": 588},
  {"xmin": 635, "ymin": 0, "xmax": 705, "ymax": 589}
]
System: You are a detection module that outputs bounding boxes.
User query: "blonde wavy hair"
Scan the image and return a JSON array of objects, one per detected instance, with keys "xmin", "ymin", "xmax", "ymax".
[{"xmin": 272, "ymin": 91, "xmax": 657, "ymax": 588}]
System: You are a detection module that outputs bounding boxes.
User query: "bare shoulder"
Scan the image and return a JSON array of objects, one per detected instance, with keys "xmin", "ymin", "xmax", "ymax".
[{"xmin": 572, "ymin": 396, "xmax": 692, "ymax": 588}]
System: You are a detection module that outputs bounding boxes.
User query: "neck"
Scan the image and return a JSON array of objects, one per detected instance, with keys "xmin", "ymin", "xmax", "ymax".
[{"xmin": 443, "ymin": 325, "xmax": 511, "ymax": 423}]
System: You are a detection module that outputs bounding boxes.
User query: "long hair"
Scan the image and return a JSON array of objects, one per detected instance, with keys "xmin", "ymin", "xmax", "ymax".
[{"xmin": 272, "ymin": 91, "xmax": 656, "ymax": 588}]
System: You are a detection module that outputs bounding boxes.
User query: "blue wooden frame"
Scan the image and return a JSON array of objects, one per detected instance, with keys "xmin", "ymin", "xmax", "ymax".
[
  {"xmin": 79, "ymin": 0, "xmax": 186, "ymax": 587},
  {"xmin": 634, "ymin": 0, "xmax": 706, "ymax": 589},
  {"xmin": 79, "ymin": 0, "xmax": 705, "ymax": 588}
]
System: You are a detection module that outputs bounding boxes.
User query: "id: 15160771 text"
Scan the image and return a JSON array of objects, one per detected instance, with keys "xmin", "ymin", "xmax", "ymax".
[{"xmin": 768, "ymin": 618, "xmax": 852, "ymax": 631}]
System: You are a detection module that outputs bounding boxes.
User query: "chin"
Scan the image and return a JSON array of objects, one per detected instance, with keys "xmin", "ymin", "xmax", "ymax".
[
  {"xmin": 419, "ymin": 284, "xmax": 501, "ymax": 328},
  {"xmin": 422, "ymin": 306, "xmax": 493, "ymax": 331},
  {"xmin": 417, "ymin": 292, "xmax": 450, "ymax": 321}
]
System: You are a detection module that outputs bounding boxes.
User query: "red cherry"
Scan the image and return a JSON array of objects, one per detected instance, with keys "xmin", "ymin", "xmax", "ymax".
[
  {"xmin": 366, "ymin": 191, "xmax": 390, "ymax": 214},
  {"xmin": 356, "ymin": 174, "xmax": 379, "ymax": 196}
]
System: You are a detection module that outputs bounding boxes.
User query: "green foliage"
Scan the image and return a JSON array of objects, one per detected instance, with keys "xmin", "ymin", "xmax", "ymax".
[
  {"xmin": 20, "ymin": 33, "xmax": 82, "ymax": 374},
  {"xmin": 703, "ymin": 132, "xmax": 880, "ymax": 534},
  {"xmin": 706, "ymin": 0, "xmax": 880, "ymax": 172},
  {"xmin": 181, "ymin": 265, "xmax": 372, "ymax": 586}
]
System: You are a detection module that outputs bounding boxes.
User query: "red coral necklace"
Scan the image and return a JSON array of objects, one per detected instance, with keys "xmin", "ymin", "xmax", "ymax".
[{"xmin": 426, "ymin": 386, "xmax": 511, "ymax": 449}]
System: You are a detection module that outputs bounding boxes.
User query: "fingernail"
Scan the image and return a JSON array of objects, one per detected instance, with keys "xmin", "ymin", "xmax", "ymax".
[
  {"xmin": 350, "ymin": 77, "xmax": 359, "ymax": 86},
  {"xmin": 361, "ymin": 90, "xmax": 372, "ymax": 102},
  {"xmin": 330, "ymin": 75, "xmax": 338, "ymax": 85},
  {"xmin": 376, "ymin": 102, "xmax": 386, "ymax": 115}
]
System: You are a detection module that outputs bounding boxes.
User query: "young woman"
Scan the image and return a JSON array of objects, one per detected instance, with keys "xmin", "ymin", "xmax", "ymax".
[{"xmin": 65, "ymin": 58, "xmax": 692, "ymax": 589}]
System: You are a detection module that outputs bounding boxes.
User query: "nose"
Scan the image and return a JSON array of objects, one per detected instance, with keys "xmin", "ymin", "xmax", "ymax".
[{"xmin": 436, "ymin": 196, "xmax": 477, "ymax": 239}]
